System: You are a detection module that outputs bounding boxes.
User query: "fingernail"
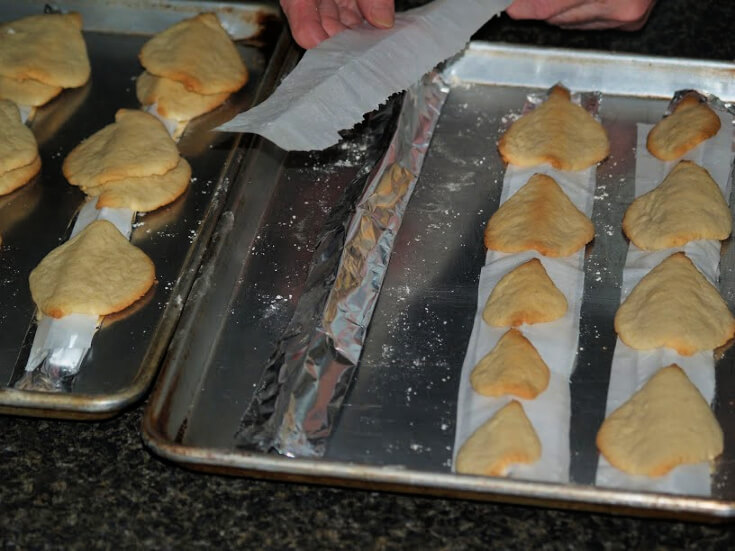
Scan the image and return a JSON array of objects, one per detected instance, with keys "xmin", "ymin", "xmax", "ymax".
[{"xmin": 371, "ymin": 6, "xmax": 394, "ymax": 28}]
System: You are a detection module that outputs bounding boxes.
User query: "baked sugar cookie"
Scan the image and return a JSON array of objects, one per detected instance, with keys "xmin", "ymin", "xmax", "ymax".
[
  {"xmin": 484, "ymin": 173, "xmax": 594, "ymax": 257},
  {"xmin": 456, "ymin": 400, "xmax": 541, "ymax": 477},
  {"xmin": 470, "ymin": 328, "xmax": 550, "ymax": 399},
  {"xmin": 29, "ymin": 220, "xmax": 155, "ymax": 318},
  {"xmin": 623, "ymin": 161, "xmax": 731, "ymax": 250},
  {"xmin": 647, "ymin": 95, "xmax": 721, "ymax": 161},
  {"xmin": 63, "ymin": 109, "xmax": 180, "ymax": 189},
  {"xmin": 0, "ymin": 99, "xmax": 39, "ymax": 174},
  {"xmin": 0, "ymin": 74, "xmax": 63, "ymax": 107},
  {"xmin": 82, "ymin": 157, "xmax": 191, "ymax": 212},
  {"xmin": 483, "ymin": 258, "xmax": 567, "ymax": 327},
  {"xmin": 139, "ymin": 13, "xmax": 247, "ymax": 95},
  {"xmin": 0, "ymin": 13, "xmax": 90, "ymax": 89},
  {"xmin": 135, "ymin": 71, "xmax": 230, "ymax": 122},
  {"xmin": 498, "ymin": 85, "xmax": 609, "ymax": 171},
  {"xmin": 597, "ymin": 364, "xmax": 723, "ymax": 477},
  {"xmin": 615, "ymin": 252, "xmax": 735, "ymax": 355}
]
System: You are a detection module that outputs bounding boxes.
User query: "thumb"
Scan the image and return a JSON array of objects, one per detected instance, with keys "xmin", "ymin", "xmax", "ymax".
[{"xmin": 357, "ymin": 0, "xmax": 395, "ymax": 29}]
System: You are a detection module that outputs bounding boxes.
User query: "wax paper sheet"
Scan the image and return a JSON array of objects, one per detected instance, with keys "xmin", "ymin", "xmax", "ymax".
[
  {"xmin": 595, "ymin": 97, "xmax": 734, "ymax": 495},
  {"xmin": 453, "ymin": 90, "xmax": 600, "ymax": 482},
  {"xmin": 218, "ymin": 0, "xmax": 512, "ymax": 150}
]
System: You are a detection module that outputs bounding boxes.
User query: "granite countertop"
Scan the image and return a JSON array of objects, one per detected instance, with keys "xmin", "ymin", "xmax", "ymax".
[{"xmin": 3, "ymin": 1, "xmax": 735, "ymax": 548}]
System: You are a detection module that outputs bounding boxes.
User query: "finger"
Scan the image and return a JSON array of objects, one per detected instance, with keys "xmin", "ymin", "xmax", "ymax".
[
  {"xmin": 506, "ymin": 0, "xmax": 583, "ymax": 21},
  {"xmin": 280, "ymin": 0, "xmax": 329, "ymax": 48},
  {"xmin": 318, "ymin": 0, "xmax": 349, "ymax": 36},
  {"xmin": 337, "ymin": 6, "xmax": 364, "ymax": 28},
  {"xmin": 356, "ymin": 0, "xmax": 395, "ymax": 29}
]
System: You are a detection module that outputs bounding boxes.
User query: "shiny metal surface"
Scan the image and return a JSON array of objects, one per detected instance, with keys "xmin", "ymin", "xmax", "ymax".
[
  {"xmin": 144, "ymin": 43, "xmax": 735, "ymax": 518},
  {"xmin": 0, "ymin": 1, "xmax": 283, "ymax": 417}
]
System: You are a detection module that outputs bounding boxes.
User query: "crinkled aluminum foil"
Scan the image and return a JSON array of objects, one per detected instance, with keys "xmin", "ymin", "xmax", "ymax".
[{"xmin": 237, "ymin": 73, "xmax": 449, "ymax": 457}]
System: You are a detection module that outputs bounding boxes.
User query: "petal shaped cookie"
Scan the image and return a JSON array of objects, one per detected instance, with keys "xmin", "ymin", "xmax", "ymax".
[
  {"xmin": 596, "ymin": 365, "xmax": 723, "ymax": 477},
  {"xmin": 0, "ymin": 155, "xmax": 41, "ymax": 196},
  {"xmin": 0, "ymin": 13, "xmax": 90, "ymax": 88},
  {"xmin": 29, "ymin": 220, "xmax": 155, "ymax": 318},
  {"xmin": 483, "ymin": 258, "xmax": 567, "ymax": 327},
  {"xmin": 470, "ymin": 328, "xmax": 550, "ymax": 399},
  {"xmin": 484, "ymin": 173, "xmax": 594, "ymax": 257},
  {"xmin": 623, "ymin": 161, "xmax": 731, "ymax": 250},
  {"xmin": 615, "ymin": 252, "xmax": 735, "ymax": 355},
  {"xmin": 0, "ymin": 99, "xmax": 39, "ymax": 173},
  {"xmin": 139, "ymin": 13, "xmax": 247, "ymax": 95},
  {"xmin": 81, "ymin": 157, "xmax": 191, "ymax": 212},
  {"xmin": 135, "ymin": 71, "xmax": 230, "ymax": 122},
  {"xmin": 498, "ymin": 86, "xmax": 610, "ymax": 171},
  {"xmin": 63, "ymin": 109, "xmax": 180, "ymax": 188},
  {"xmin": 647, "ymin": 95, "xmax": 721, "ymax": 161},
  {"xmin": 0, "ymin": 75, "xmax": 63, "ymax": 107},
  {"xmin": 456, "ymin": 400, "xmax": 541, "ymax": 476}
]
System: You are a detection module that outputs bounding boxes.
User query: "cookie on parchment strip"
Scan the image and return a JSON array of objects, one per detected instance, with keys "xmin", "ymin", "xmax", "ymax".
[
  {"xmin": 81, "ymin": 157, "xmax": 191, "ymax": 212},
  {"xmin": 136, "ymin": 71, "xmax": 231, "ymax": 122},
  {"xmin": 63, "ymin": 109, "xmax": 180, "ymax": 189},
  {"xmin": 614, "ymin": 252, "xmax": 735, "ymax": 355},
  {"xmin": 597, "ymin": 364, "xmax": 723, "ymax": 477},
  {"xmin": 0, "ymin": 74, "xmax": 63, "ymax": 107},
  {"xmin": 484, "ymin": 173, "xmax": 594, "ymax": 257},
  {"xmin": 482, "ymin": 258, "xmax": 567, "ymax": 327},
  {"xmin": 646, "ymin": 94, "xmax": 721, "ymax": 161},
  {"xmin": 0, "ymin": 99, "xmax": 39, "ymax": 174},
  {"xmin": 622, "ymin": 160, "xmax": 731, "ymax": 250},
  {"xmin": 456, "ymin": 400, "xmax": 541, "ymax": 477},
  {"xmin": 0, "ymin": 13, "xmax": 90, "ymax": 89},
  {"xmin": 0, "ymin": 155, "xmax": 41, "ymax": 196},
  {"xmin": 498, "ymin": 85, "xmax": 609, "ymax": 171},
  {"xmin": 139, "ymin": 13, "xmax": 247, "ymax": 96},
  {"xmin": 471, "ymin": 328, "xmax": 550, "ymax": 399},
  {"xmin": 29, "ymin": 220, "xmax": 155, "ymax": 319}
]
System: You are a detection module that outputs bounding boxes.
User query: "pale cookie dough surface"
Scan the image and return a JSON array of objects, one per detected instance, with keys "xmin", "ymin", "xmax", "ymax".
[
  {"xmin": 82, "ymin": 157, "xmax": 191, "ymax": 212},
  {"xmin": 623, "ymin": 160, "xmax": 731, "ymax": 250},
  {"xmin": 0, "ymin": 99, "xmax": 38, "ymax": 173},
  {"xmin": 597, "ymin": 364, "xmax": 723, "ymax": 477},
  {"xmin": 484, "ymin": 173, "xmax": 594, "ymax": 257},
  {"xmin": 139, "ymin": 13, "xmax": 247, "ymax": 95},
  {"xmin": 456, "ymin": 400, "xmax": 542, "ymax": 477},
  {"xmin": 615, "ymin": 252, "xmax": 735, "ymax": 355},
  {"xmin": 498, "ymin": 85, "xmax": 609, "ymax": 171},
  {"xmin": 63, "ymin": 109, "xmax": 180, "ymax": 188},
  {"xmin": 647, "ymin": 95, "xmax": 721, "ymax": 161},
  {"xmin": 29, "ymin": 220, "xmax": 155, "ymax": 318},
  {"xmin": 470, "ymin": 328, "xmax": 550, "ymax": 399},
  {"xmin": 0, "ymin": 13, "xmax": 90, "ymax": 88},
  {"xmin": 483, "ymin": 258, "xmax": 567, "ymax": 327},
  {"xmin": 136, "ymin": 71, "xmax": 230, "ymax": 122},
  {"xmin": 0, "ymin": 75, "xmax": 63, "ymax": 107},
  {"xmin": 0, "ymin": 155, "xmax": 40, "ymax": 196}
]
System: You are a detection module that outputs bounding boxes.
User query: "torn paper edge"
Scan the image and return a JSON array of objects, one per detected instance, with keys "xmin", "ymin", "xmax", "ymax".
[
  {"xmin": 595, "ymin": 104, "xmax": 734, "ymax": 496},
  {"xmin": 452, "ymin": 91, "xmax": 599, "ymax": 483}
]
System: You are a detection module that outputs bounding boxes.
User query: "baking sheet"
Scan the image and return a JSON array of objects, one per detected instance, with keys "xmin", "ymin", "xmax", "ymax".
[
  {"xmin": 0, "ymin": 0, "xmax": 282, "ymax": 417},
  {"xmin": 143, "ymin": 43, "xmax": 735, "ymax": 519}
]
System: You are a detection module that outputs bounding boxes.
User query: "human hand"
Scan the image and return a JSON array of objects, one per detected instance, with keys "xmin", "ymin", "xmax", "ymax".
[
  {"xmin": 506, "ymin": 0, "xmax": 657, "ymax": 31},
  {"xmin": 280, "ymin": 0, "xmax": 395, "ymax": 49}
]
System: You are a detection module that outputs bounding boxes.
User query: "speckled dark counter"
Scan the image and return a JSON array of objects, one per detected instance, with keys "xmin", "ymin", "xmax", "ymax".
[{"xmin": 3, "ymin": 1, "xmax": 735, "ymax": 548}]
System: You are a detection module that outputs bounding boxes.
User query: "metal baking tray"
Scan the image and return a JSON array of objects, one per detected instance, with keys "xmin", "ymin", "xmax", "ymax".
[
  {"xmin": 0, "ymin": 0, "xmax": 284, "ymax": 418},
  {"xmin": 143, "ymin": 43, "xmax": 735, "ymax": 519}
]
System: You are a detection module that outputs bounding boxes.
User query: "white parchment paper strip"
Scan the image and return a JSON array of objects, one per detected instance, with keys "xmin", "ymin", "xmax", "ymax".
[
  {"xmin": 453, "ymin": 102, "xmax": 597, "ymax": 482},
  {"xmin": 595, "ymin": 106, "xmax": 734, "ymax": 495}
]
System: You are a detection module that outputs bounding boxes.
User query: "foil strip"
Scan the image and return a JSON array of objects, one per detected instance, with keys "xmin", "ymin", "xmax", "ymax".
[{"xmin": 237, "ymin": 73, "xmax": 449, "ymax": 457}]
